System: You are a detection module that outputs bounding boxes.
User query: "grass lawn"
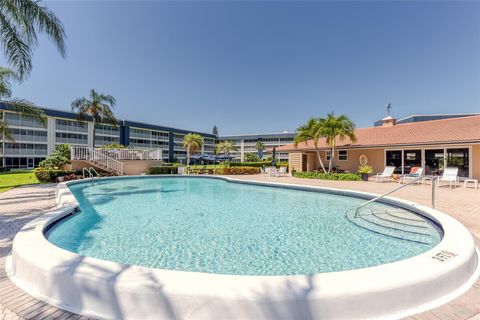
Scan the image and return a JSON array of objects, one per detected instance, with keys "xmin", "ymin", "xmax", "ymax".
[{"xmin": 0, "ymin": 170, "xmax": 40, "ymax": 193}]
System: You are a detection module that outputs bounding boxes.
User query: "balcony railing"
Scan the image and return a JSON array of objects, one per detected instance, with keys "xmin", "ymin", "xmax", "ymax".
[{"xmin": 71, "ymin": 147, "xmax": 162, "ymax": 161}]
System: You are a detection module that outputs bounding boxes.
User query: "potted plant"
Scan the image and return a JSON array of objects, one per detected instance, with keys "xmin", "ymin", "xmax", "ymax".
[{"xmin": 358, "ymin": 165, "xmax": 374, "ymax": 181}]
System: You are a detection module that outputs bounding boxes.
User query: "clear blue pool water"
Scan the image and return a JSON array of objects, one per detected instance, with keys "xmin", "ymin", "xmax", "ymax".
[{"xmin": 47, "ymin": 177, "xmax": 441, "ymax": 275}]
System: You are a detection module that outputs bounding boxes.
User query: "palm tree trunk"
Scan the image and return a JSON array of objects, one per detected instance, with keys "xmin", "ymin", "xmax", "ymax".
[
  {"xmin": 92, "ymin": 120, "xmax": 96, "ymax": 148},
  {"xmin": 314, "ymin": 147, "xmax": 327, "ymax": 173},
  {"xmin": 328, "ymin": 146, "xmax": 335, "ymax": 173},
  {"xmin": 186, "ymin": 148, "xmax": 190, "ymax": 174}
]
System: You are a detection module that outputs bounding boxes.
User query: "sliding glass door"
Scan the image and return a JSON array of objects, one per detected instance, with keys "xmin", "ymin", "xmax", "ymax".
[
  {"xmin": 403, "ymin": 150, "xmax": 421, "ymax": 174},
  {"xmin": 425, "ymin": 149, "xmax": 444, "ymax": 176},
  {"xmin": 446, "ymin": 148, "xmax": 469, "ymax": 177},
  {"xmin": 386, "ymin": 147, "xmax": 471, "ymax": 178}
]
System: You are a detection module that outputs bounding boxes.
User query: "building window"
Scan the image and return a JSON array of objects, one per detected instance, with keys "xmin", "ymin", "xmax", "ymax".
[
  {"xmin": 338, "ymin": 150, "xmax": 348, "ymax": 161},
  {"xmin": 325, "ymin": 150, "xmax": 331, "ymax": 161}
]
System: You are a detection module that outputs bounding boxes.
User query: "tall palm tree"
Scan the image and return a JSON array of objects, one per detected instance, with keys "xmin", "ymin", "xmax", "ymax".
[
  {"xmin": 0, "ymin": 0, "xmax": 66, "ymax": 79},
  {"xmin": 71, "ymin": 89, "xmax": 117, "ymax": 147},
  {"xmin": 183, "ymin": 133, "xmax": 203, "ymax": 174},
  {"xmin": 255, "ymin": 141, "xmax": 265, "ymax": 159},
  {"xmin": 0, "ymin": 67, "xmax": 46, "ymax": 143},
  {"xmin": 293, "ymin": 118, "xmax": 327, "ymax": 173},
  {"xmin": 321, "ymin": 113, "xmax": 357, "ymax": 173},
  {"xmin": 215, "ymin": 140, "xmax": 236, "ymax": 158}
]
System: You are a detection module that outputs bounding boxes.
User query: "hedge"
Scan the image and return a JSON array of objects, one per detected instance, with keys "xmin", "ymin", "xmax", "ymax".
[
  {"xmin": 215, "ymin": 166, "xmax": 260, "ymax": 175},
  {"xmin": 293, "ymin": 172, "xmax": 362, "ymax": 181},
  {"xmin": 35, "ymin": 169, "xmax": 82, "ymax": 183},
  {"xmin": 229, "ymin": 161, "xmax": 288, "ymax": 168},
  {"xmin": 148, "ymin": 166, "xmax": 179, "ymax": 175}
]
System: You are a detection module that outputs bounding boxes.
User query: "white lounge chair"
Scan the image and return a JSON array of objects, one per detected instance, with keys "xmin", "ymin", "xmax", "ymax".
[
  {"xmin": 374, "ymin": 166, "xmax": 396, "ymax": 182},
  {"xmin": 400, "ymin": 167, "xmax": 424, "ymax": 184},
  {"xmin": 275, "ymin": 166, "xmax": 287, "ymax": 177},
  {"xmin": 437, "ymin": 167, "xmax": 459, "ymax": 188}
]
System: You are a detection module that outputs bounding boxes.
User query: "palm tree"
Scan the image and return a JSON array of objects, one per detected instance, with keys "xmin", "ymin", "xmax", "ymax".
[
  {"xmin": 255, "ymin": 141, "xmax": 265, "ymax": 159},
  {"xmin": 0, "ymin": 67, "xmax": 46, "ymax": 143},
  {"xmin": 321, "ymin": 113, "xmax": 357, "ymax": 173},
  {"xmin": 215, "ymin": 140, "xmax": 235, "ymax": 158},
  {"xmin": 0, "ymin": 0, "xmax": 66, "ymax": 79},
  {"xmin": 183, "ymin": 133, "xmax": 203, "ymax": 174},
  {"xmin": 71, "ymin": 89, "xmax": 117, "ymax": 147},
  {"xmin": 293, "ymin": 118, "xmax": 327, "ymax": 173}
]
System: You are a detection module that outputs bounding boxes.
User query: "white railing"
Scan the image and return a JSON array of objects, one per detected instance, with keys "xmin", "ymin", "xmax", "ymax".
[
  {"xmin": 89, "ymin": 148, "xmax": 124, "ymax": 175},
  {"xmin": 71, "ymin": 146, "xmax": 162, "ymax": 161},
  {"xmin": 71, "ymin": 146, "xmax": 124, "ymax": 175}
]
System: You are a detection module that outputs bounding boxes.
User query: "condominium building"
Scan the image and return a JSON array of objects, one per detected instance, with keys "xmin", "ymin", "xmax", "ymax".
[
  {"xmin": 218, "ymin": 132, "xmax": 295, "ymax": 162},
  {"xmin": 0, "ymin": 104, "xmax": 216, "ymax": 168}
]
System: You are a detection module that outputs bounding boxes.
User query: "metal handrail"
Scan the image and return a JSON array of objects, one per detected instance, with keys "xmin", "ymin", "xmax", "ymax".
[
  {"xmin": 82, "ymin": 167, "xmax": 90, "ymax": 179},
  {"xmin": 354, "ymin": 176, "xmax": 432, "ymax": 218},
  {"xmin": 89, "ymin": 167, "xmax": 99, "ymax": 178}
]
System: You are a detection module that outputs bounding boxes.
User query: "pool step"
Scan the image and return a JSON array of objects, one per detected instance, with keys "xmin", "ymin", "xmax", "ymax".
[{"xmin": 346, "ymin": 209, "xmax": 432, "ymax": 244}]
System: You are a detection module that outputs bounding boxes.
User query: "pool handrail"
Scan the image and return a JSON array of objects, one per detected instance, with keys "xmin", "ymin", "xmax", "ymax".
[{"xmin": 354, "ymin": 175, "xmax": 433, "ymax": 218}]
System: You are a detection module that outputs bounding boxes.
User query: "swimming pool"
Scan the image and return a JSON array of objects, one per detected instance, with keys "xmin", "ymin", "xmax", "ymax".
[
  {"xmin": 8, "ymin": 176, "xmax": 478, "ymax": 320},
  {"xmin": 47, "ymin": 176, "xmax": 441, "ymax": 275}
]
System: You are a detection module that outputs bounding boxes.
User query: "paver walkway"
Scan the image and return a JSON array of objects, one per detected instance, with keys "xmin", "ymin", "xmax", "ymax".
[
  {"xmin": 0, "ymin": 184, "xmax": 91, "ymax": 320},
  {"xmin": 1, "ymin": 178, "xmax": 479, "ymax": 319}
]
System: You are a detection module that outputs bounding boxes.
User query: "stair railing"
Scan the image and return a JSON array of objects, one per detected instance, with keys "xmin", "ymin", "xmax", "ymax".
[
  {"xmin": 354, "ymin": 176, "xmax": 435, "ymax": 218},
  {"xmin": 88, "ymin": 148, "xmax": 124, "ymax": 175}
]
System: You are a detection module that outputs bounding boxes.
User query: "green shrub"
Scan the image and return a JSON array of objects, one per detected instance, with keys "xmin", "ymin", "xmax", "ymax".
[
  {"xmin": 244, "ymin": 153, "xmax": 260, "ymax": 162},
  {"xmin": 39, "ymin": 144, "xmax": 71, "ymax": 169},
  {"xmin": 293, "ymin": 171, "xmax": 361, "ymax": 181},
  {"xmin": 230, "ymin": 161, "xmax": 272, "ymax": 168},
  {"xmin": 148, "ymin": 166, "xmax": 179, "ymax": 174},
  {"xmin": 34, "ymin": 169, "xmax": 81, "ymax": 183},
  {"xmin": 358, "ymin": 165, "xmax": 374, "ymax": 174},
  {"xmin": 229, "ymin": 161, "xmax": 288, "ymax": 168},
  {"xmin": 215, "ymin": 166, "xmax": 260, "ymax": 175},
  {"xmin": 100, "ymin": 143, "xmax": 126, "ymax": 149}
]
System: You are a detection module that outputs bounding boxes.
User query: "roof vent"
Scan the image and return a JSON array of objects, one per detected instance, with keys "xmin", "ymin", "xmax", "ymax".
[{"xmin": 381, "ymin": 116, "xmax": 396, "ymax": 127}]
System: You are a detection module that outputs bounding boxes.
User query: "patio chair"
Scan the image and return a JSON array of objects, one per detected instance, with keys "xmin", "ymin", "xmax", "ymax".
[
  {"xmin": 268, "ymin": 167, "xmax": 278, "ymax": 177},
  {"xmin": 437, "ymin": 167, "xmax": 459, "ymax": 188},
  {"xmin": 275, "ymin": 166, "xmax": 287, "ymax": 177},
  {"xmin": 400, "ymin": 167, "xmax": 424, "ymax": 184},
  {"xmin": 374, "ymin": 166, "xmax": 396, "ymax": 182}
]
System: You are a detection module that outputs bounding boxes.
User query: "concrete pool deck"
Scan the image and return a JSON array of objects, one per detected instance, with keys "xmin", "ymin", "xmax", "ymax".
[{"xmin": 1, "ymin": 177, "xmax": 479, "ymax": 320}]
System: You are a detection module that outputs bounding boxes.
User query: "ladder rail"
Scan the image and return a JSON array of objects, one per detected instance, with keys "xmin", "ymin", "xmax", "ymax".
[
  {"xmin": 82, "ymin": 167, "xmax": 90, "ymax": 179},
  {"xmin": 354, "ymin": 176, "xmax": 428, "ymax": 218}
]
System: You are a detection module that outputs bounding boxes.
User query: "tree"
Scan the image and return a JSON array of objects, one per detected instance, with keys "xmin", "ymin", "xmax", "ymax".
[
  {"xmin": 183, "ymin": 133, "xmax": 203, "ymax": 174},
  {"xmin": 39, "ymin": 144, "xmax": 71, "ymax": 169},
  {"xmin": 71, "ymin": 89, "xmax": 117, "ymax": 147},
  {"xmin": 321, "ymin": 113, "xmax": 357, "ymax": 173},
  {"xmin": 0, "ymin": 0, "xmax": 66, "ymax": 80},
  {"xmin": 244, "ymin": 153, "xmax": 259, "ymax": 162},
  {"xmin": 255, "ymin": 141, "xmax": 265, "ymax": 159},
  {"xmin": 293, "ymin": 118, "xmax": 327, "ymax": 173},
  {"xmin": 215, "ymin": 140, "xmax": 235, "ymax": 157},
  {"xmin": 0, "ymin": 67, "xmax": 46, "ymax": 143},
  {"xmin": 212, "ymin": 125, "xmax": 218, "ymax": 137}
]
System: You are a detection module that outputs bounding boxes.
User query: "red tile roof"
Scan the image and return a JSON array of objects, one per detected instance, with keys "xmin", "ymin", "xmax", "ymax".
[{"xmin": 276, "ymin": 115, "xmax": 480, "ymax": 152}]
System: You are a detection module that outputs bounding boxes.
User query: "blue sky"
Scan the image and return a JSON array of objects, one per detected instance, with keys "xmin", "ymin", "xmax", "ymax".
[{"xmin": 4, "ymin": 1, "xmax": 480, "ymax": 135}]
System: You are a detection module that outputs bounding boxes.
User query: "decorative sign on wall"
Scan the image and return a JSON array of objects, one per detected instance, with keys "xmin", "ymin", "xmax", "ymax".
[{"xmin": 359, "ymin": 154, "xmax": 368, "ymax": 166}]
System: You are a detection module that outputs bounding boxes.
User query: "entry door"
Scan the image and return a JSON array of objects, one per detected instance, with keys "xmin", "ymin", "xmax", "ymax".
[
  {"xmin": 27, "ymin": 158, "xmax": 34, "ymax": 169},
  {"xmin": 302, "ymin": 154, "xmax": 308, "ymax": 172}
]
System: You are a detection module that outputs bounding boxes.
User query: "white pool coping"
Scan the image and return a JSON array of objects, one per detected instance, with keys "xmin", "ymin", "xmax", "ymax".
[{"xmin": 6, "ymin": 175, "xmax": 479, "ymax": 320}]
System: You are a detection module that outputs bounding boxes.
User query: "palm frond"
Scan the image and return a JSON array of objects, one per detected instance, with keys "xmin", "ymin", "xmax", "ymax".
[
  {"xmin": 1, "ymin": 99, "xmax": 46, "ymax": 126},
  {"xmin": 0, "ymin": 119, "xmax": 14, "ymax": 141},
  {"xmin": 0, "ymin": 0, "xmax": 66, "ymax": 78},
  {"xmin": 0, "ymin": 11, "xmax": 32, "ymax": 78}
]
